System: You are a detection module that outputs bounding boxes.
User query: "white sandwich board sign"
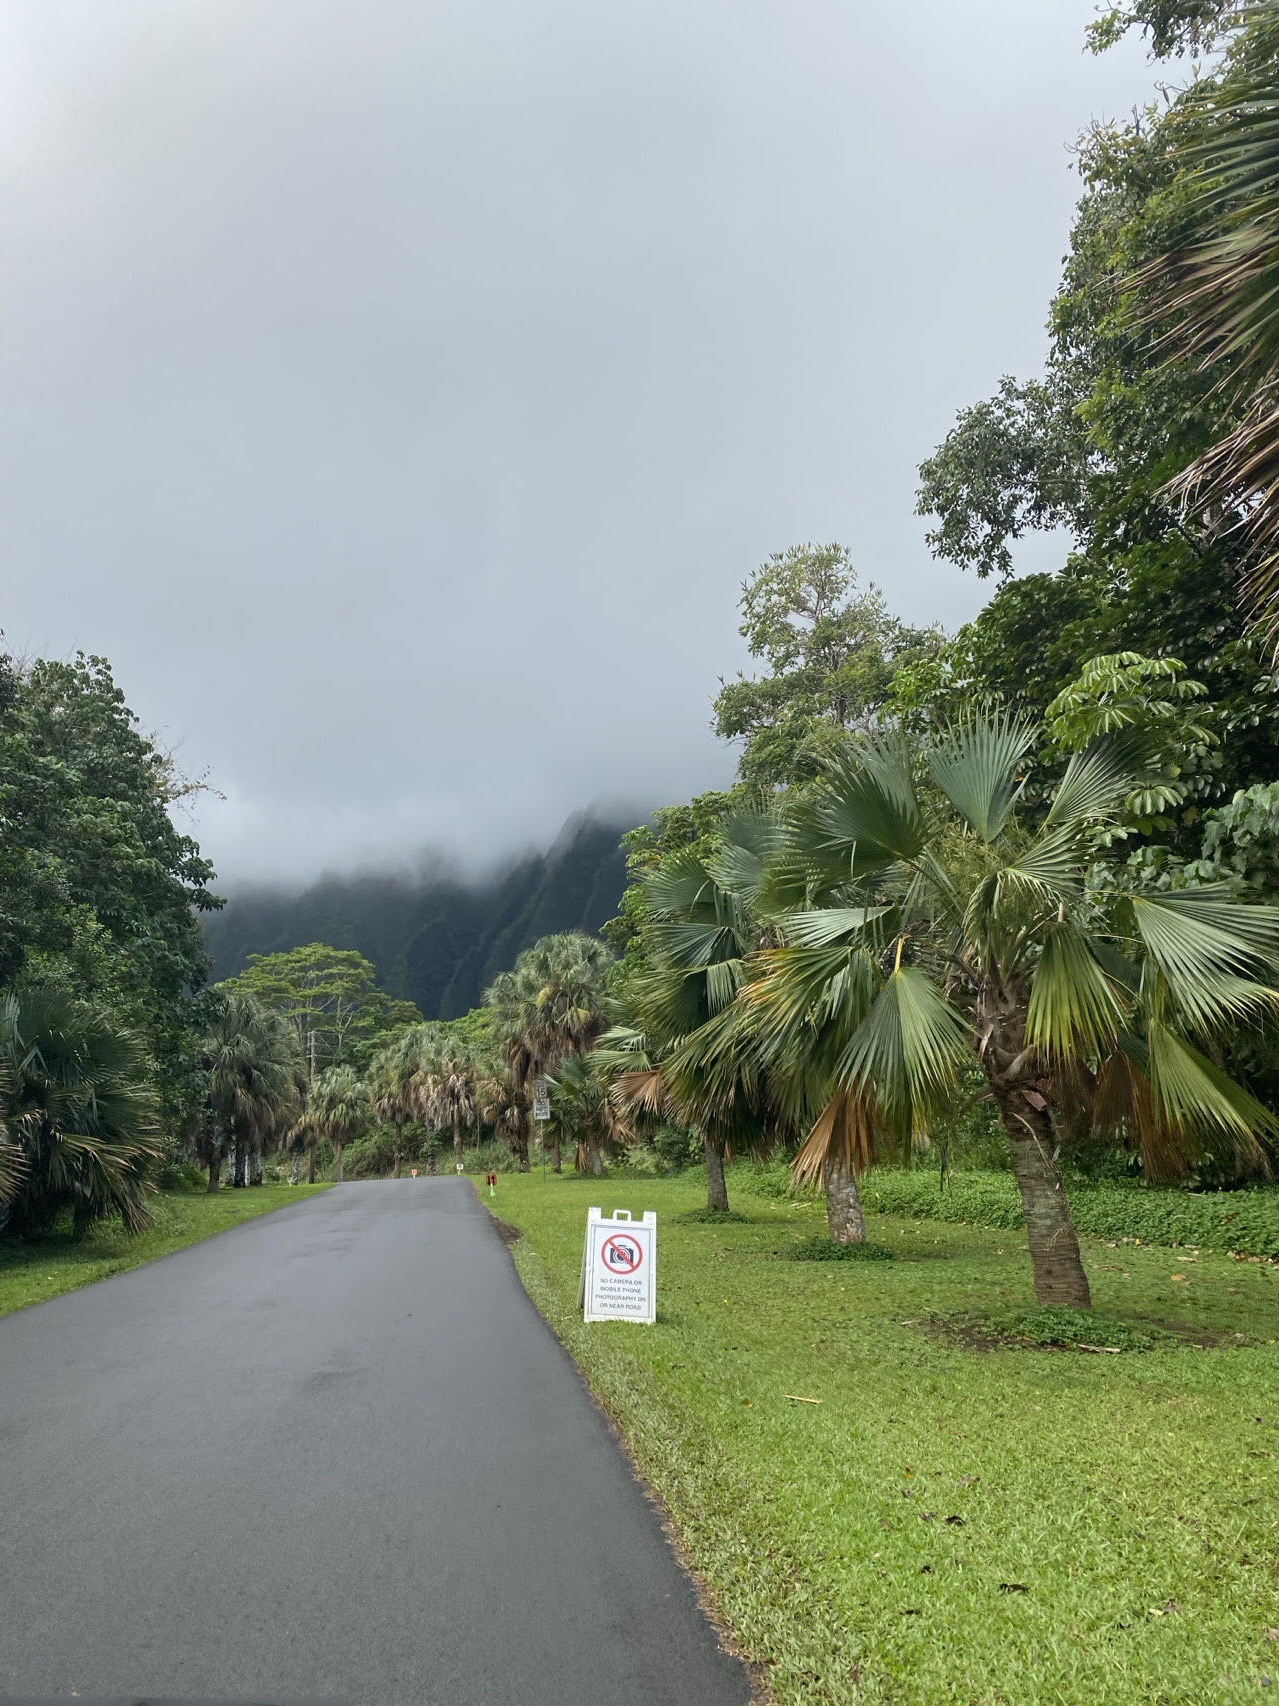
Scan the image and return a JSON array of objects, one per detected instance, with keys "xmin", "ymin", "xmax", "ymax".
[{"xmin": 582, "ymin": 1206, "xmax": 657, "ymax": 1324}]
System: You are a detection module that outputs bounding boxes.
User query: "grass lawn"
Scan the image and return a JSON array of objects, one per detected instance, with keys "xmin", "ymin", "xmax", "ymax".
[
  {"xmin": 489, "ymin": 1170, "xmax": 1279, "ymax": 1706},
  {"xmin": 0, "ymin": 1183, "xmax": 332, "ymax": 1319}
]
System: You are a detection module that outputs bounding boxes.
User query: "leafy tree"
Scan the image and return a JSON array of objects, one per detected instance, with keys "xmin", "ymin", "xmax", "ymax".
[
  {"xmin": 202, "ymin": 992, "xmax": 305, "ymax": 1190},
  {"xmin": 0, "ymin": 987, "xmax": 162, "ymax": 1237},
  {"xmin": 738, "ymin": 717, "xmax": 1279, "ymax": 1308},
  {"xmin": 1137, "ymin": 2, "xmax": 1279, "ymax": 631},
  {"xmin": 225, "ymin": 943, "xmax": 422, "ymax": 1076},
  {"xmin": 712, "ymin": 543, "xmax": 943, "ymax": 789},
  {"xmin": 915, "ymin": 30, "xmax": 1279, "ymax": 798},
  {"xmin": 0, "ymin": 649, "xmax": 221, "ymax": 1125},
  {"xmin": 311, "ymin": 1066, "xmax": 372, "ymax": 1184}
]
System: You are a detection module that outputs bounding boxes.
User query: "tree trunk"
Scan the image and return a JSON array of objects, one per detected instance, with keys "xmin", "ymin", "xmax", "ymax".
[
  {"xmin": 231, "ymin": 1135, "xmax": 246, "ymax": 1189},
  {"xmin": 307, "ymin": 1144, "xmax": 317, "ymax": 1185},
  {"xmin": 552, "ymin": 1141, "xmax": 563, "ymax": 1174},
  {"xmin": 393, "ymin": 1117, "xmax": 404, "ymax": 1179},
  {"xmin": 291, "ymin": 1151, "xmax": 302, "ymax": 1185},
  {"xmin": 335, "ymin": 1141, "xmax": 345, "ymax": 1184},
  {"xmin": 207, "ymin": 1154, "xmax": 222, "ymax": 1193},
  {"xmin": 705, "ymin": 1138, "xmax": 729, "ymax": 1213},
  {"xmin": 518, "ymin": 1111, "xmax": 532, "ymax": 1173},
  {"xmin": 249, "ymin": 1140, "xmax": 264, "ymax": 1187},
  {"xmin": 453, "ymin": 1109, "xmax": 463, "ymax": 1170},
  {"xmin": 998, "ymin": 1093, "xmax": 1092, "ymax": 1309},
  {"xmin": 824, "ymin": 1155, "xmax": 866, "ymax": 1243},
  {"xmin": 587, "ymin": 1135, "xmax": 604, "ymax": 1176}
]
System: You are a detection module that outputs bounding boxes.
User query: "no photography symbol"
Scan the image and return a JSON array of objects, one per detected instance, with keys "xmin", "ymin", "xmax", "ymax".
[{"xmin": 601, "ymin": 1233, "xmax": 643, "ymax": 1274}]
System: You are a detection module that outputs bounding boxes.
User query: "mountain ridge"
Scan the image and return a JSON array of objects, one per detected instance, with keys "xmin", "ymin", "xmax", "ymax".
[{"xmin": 203, "ymin": 812, "xmax": 634, "ymax": 1018}]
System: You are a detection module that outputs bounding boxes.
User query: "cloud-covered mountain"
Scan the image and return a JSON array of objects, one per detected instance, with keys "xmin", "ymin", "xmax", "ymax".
[{"xmin": 203, "ymin": 813, "xmax": 631, "ymax": 1019}]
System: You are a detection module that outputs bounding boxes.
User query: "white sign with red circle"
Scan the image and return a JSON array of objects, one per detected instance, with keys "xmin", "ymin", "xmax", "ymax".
[{"xmin": 582, "ymin": 1206, "xmax": 657, "ymax": 1323}]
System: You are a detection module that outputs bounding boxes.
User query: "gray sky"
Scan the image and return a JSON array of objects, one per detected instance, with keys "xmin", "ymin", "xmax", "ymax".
[{"xmin": 1, "ymin": 1, "xmax": 1160, "ymax": 884}]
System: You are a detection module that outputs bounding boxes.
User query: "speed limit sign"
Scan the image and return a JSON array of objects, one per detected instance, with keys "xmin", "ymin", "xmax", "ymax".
[{"xmin": 532, "ymin": 1078, "xmax": 551, "ymax": 1122}]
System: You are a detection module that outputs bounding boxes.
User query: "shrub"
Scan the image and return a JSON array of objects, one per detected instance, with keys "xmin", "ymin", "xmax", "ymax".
[
  {"xmin": 858, "ymin": 1169, "xmax": 1279, "ymax": 1258},
  {"xmin": 788, "ymin": 1235, "xmax": 896, "ymax": 1262}
]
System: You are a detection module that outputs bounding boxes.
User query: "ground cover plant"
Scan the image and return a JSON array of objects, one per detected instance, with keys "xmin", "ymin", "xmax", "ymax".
[
  {"xmin": 854, "ymin": 1168, "xmax": 1279, "ymax": 1258},
  {"xmin": 0, "ymin": 1183, "xmax": 331, "ymax": 1319},
  {"xmin": 489, "ymin": 1169, "xmax": 1279, "ymax": 1706}
]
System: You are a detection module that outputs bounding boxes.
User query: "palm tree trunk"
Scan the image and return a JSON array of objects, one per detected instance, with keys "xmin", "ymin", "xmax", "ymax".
[
  {"xmin": 552, "ymin": 1141, "xmax": 562, "ymax": 1173},
  {"xmin": 231, "ymin": 1134, "xmax": 246, "ymax": 1189},
  {"xmin": 587, "ymin": 1135, "xmax": 604, "ymax": 1176},
  {"xmin": 207, "ymin": 1154, "xmax": 222, "ymax": 1193},
  {"xmin": 824, "ymin": 1155, "xmax": 866, "ymax": 1242},
  {"xmin": 307, "ymin": 1143, "xmax": 317, "ymax": 1185},
  {"xmin": 453, "ymin": 1108, "xmax": 463, "ymax": 1170},
  {"xmin": 335, "ymin": 1140, "xmax": 345, "ymax": 1184},
  {"xmin": 394, "ymin": 1116, "xmax": 404, "ymax": 1179},
  {"xmin": 249, "ymin": 1140, "xmax": 264, "ymax": 1187},
  {"xmin": 705, "ymin": 1138, "xmax": 729, "ymax": 1213},
  {"xmin": 291, "ymin": 1151, "xmax": 302, "ymax": 1185},
  {"xmin": 998, "ymin": 1094, "xmax": 1091, "ymax": 1309},
  {"xmin": 518, "ymin": 1111, "xmax": 532, "ymax": 1174}
]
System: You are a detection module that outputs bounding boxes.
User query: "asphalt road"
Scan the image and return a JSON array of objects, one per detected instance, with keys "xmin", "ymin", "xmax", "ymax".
[{"xmin": 0, "ymin": 1180, "xmax": 752, "ymax": 1706}]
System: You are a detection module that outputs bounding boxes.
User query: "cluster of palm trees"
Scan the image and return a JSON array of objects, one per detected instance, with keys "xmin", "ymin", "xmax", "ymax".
[
  {"xmin": 360, "ymin": 932, "xmax": 620, "ymax": 1178},
  {"xmin": 599, "ymin": 714, "xmax": 1279, "ymax": 1310}
]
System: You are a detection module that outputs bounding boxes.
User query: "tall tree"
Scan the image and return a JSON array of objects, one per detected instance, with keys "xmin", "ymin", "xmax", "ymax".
[
  {"xmin": 915, "ymin": 18, "xmax": 1279, "ymax": 800},
  {"xmin": 0, "ymin": 649, "xmax": 221, "ymax": 1127},
  {"xmin": 202, "ymin": 993, "xmax": 304, "ymax": 1191},
  {"xmin": 311, "ymin": 1066, "xmax": 371, "ymax": 1184},
  {"xmin": 415, "ymin": 1048, "xmax": 479, "ymax": 1171},
  {"xmin": 547, "ymin": 1052, "xmax": 634, "ymax": 1176},
  {"xmin": 739, "ymin": 716, "xmax": 1279, "ymax": 1308},
  {"xmin": 226, "ymin": 944, "xmax": 422, "ymax": 1077},
  {"xmin": 613, "ymin": 813, "xmax": 793, "ymax": 1216},
  {"xmin": 712, "ymin": 543, "xmax": 943, "ymax": 789},
  {"xmin": 1137, "ymin": 2, "xmax": 1279, "ymax": 632},
  {"xmin": 485, "ymin": 932, "xmax": 614, "ymax": 1172},
  {"xmin": 370, "ymin": 1028, "xmax": 429, "ymax": 1178}
]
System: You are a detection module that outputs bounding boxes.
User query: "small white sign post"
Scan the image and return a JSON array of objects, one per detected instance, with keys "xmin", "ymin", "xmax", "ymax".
[
  {"xmin": 531, "ymin": 1078, "xmax": 551, "ymax": 1122},
  {"xmin": 581, "ymin": 1207, "xmax": 658, "ymax": 1324}
]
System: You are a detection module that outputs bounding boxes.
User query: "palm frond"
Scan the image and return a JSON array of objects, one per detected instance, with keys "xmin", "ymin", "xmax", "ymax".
[
  {"xmin": 1027, "ymin": 918, "xmax": 1131, "ymax": 1058},
  {"xmin": 927, "ymin": 712, "xmax": 1034, "ymax": 841},
  {"xmin": 834, "ymin": 965, "xmax": 970, "ymax": 1138}
]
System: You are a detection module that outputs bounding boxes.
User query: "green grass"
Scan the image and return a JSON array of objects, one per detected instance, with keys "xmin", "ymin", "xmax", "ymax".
[
  {"xmin": 0, "ymin": 1183, "xmax": 332, "ymax": 1318},
  {"xmin": 487, "ymin": 1170, "xmax": 1279, "ymax": 1705}
]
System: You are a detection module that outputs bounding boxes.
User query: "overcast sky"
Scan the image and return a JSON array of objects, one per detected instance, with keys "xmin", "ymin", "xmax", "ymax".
[{"xmin": 1, "ymin": 2, "xmax": 1162, "ymax": 885}]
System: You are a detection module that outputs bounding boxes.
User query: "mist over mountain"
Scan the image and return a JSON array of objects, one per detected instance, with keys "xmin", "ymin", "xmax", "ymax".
[{"xmin": 203, "ymin": 812, "xmax": 633, "ymax": 1019}]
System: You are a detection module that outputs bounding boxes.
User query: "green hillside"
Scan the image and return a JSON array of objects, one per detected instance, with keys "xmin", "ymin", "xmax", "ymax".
[{"xmin": 203, "ymin": 813, "xmax": 630, "ymax": 1018}]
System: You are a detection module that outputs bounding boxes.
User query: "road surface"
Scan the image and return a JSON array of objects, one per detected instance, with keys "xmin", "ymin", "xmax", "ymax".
[{"xmin": 0, "ymin": 1180, "xmax": 752, "ymax": 1706}]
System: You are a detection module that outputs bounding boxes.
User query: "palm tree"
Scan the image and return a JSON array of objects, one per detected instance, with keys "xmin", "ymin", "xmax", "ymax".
[
  {"xmin": 614, "ymin": 813, "xmax": 792, "ymax": 1216},
  {"xmin": 477, "ymin": 1066, "xmax": 529, "ymax": 1168},
  {"xmin": 547, "ymin": 1052, "xmax": 635, "ymax": 1176},
  {"xmin": 370, "ymin": 1028, "xmax": 427, "ymax": 1177},
  {"xmin": 203, "ymin": 993, "xmax": 303, "ymax": 1191},
  {"xmin": 1139, "ymin": 4, "xmax": 1279, "ymax": 630},
  {"xmin": 311, "ymin": 1066, "xmax": 371, "ymax": 1183},
  {"xmin": 415, "ymin": 1047, "xmax": 479, "ymax": 1171},
  {"xmin": 738, "ymin": 716, "xmax": 1279, "ymax": 1307},
  {"xmin": 0, "ymin": 986, "xmax": 162, "ymax": 1237},
  {"xmin": 486, "ymin": 932, "xmax": 615, "ymax": 1172}
]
